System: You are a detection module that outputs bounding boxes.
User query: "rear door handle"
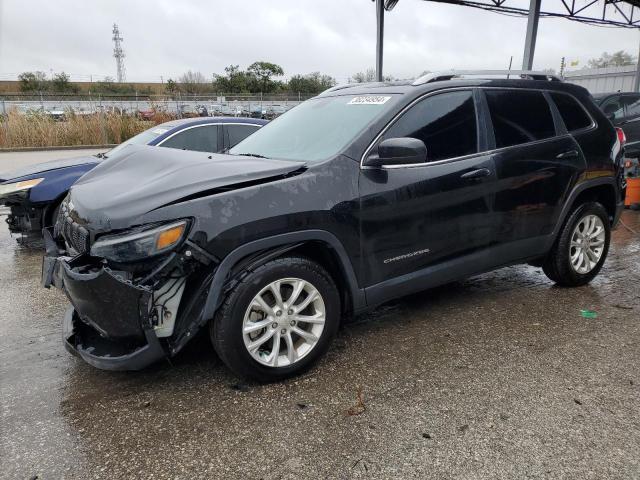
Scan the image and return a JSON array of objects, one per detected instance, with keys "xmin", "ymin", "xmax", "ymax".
[
  {"xmin": 460, "ymin": 168, "xmax": 491, "ymax": 179},
  {"xmin": 556, "ymin": 150, "xmax": 579, "ymax": 160}
]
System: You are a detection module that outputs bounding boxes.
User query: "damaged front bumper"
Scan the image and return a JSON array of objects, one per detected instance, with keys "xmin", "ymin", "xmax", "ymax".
[
  {"xmin": 42, "ymin": 214, "xmax": 220, "ymax": 371},
  {"xmin": 43, "ymin": 250, "xmax": 168, "ymax": 371},
  {"xmin": 2, "ymin": 192, "xmax": 45, "ymax": 237},
  {"xmin": 42, "ymin": 225, "xmax": 178, "ymax": 370},
  {"xmin": 61, "ymin": 306, "xmax": 166, "ymax": 371}
]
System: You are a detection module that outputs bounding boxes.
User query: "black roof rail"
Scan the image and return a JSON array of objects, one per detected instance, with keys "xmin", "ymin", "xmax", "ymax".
[{"xmin": 412, "ymin": 70, "xmax": 563, "ymax": 86}]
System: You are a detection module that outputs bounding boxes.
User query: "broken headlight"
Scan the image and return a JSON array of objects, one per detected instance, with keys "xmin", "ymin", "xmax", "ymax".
[
  {"xmin": 90, "ymin": 220, "xmax": 189, "ymax": 262},
  {"xmin": 0, "ymin": 178, "xmax": 44, "ymax": 196}
]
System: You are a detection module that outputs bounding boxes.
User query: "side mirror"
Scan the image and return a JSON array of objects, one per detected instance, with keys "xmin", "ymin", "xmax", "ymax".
[{"xmin": 364, "ymin": 137, "xmax": 427, "ymax": 167}]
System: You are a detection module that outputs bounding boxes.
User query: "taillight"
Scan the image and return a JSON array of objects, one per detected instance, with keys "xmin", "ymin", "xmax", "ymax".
[{"xmin": 616, "ymin": 127, "xmax": 627, "ymax": 146}]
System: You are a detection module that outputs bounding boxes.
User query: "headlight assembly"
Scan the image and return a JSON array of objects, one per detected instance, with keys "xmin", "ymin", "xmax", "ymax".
[
  {"xmin": 90, "ymin": 220, "xmax": 189, "ymax": 262},
  {"xmin": 0, "ymin": 178, "xmax": 44, "ymax": 196}
]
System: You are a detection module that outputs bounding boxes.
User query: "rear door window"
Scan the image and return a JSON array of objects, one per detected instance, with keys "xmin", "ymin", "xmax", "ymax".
[
  {"xmin": 226, "ymin": 124, "xmax": 261, "ymax": 149},
  {"xmin": 550, "ymin": 93, "xmax": 592, "ymax": 132},
  {"xmin": 485, "ymin": 90, "xmax": 556, "ymax": 148},
  {"xmin": 381, "ymin": 90, "xmax": 478, "ymax": 162},
  {"xmin": 160, "ymin": 125, "xmax": 220, "ymax": 153}
]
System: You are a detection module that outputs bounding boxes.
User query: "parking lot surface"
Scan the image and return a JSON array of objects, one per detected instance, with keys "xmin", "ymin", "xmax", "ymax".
[
  {"xmin": 1, "ymin": 211, "xmax": 639, "ymax": 479},
  {"xmin": 0, "ymin": 148, "xmax": 107, "ymax": 175}
]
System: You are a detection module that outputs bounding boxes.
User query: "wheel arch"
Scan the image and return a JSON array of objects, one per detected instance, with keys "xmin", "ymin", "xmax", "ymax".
[
  {"xmin": 552, "ymin": 178, "xmax": 620, "ymax": 240},
  {"xmin": 201, "ymin": 230, "xmax": 366, "ymax": 323},
  {"xmin": 42, "ymin": 191, "xmax": 69, "ymax": 227},
  {"xmin": 570, "ymin": 184, "xmax": 617, "ymax": 224}
]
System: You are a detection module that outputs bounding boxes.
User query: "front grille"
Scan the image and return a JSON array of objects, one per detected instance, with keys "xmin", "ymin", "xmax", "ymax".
[{"xmin": 56, "ymin": 213, "xmax": 90, "ymax": 254}]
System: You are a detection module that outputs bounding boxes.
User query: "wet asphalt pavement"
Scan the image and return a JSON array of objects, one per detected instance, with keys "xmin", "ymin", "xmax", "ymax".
[{"xmin": 1, "ymin": 211, "xmax": 639, "ymax": 480}]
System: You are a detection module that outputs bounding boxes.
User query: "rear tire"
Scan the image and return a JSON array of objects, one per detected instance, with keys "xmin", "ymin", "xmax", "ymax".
[
  {"xmin": 542, "ymin": 202, "xmax": 610, "ymax": 287},
  {"xmin": 210, "ymin": 256, "xmax": 340, "ymax": 382}
]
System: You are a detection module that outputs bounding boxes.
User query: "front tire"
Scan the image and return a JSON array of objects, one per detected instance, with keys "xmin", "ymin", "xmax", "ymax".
[
  {"xmin": 210, "ymin": 256, "xmax": 340, "ymax": 382},
  {"xmin": 543, "ymin": 202, "xmax": 611, "ymax": 287}
]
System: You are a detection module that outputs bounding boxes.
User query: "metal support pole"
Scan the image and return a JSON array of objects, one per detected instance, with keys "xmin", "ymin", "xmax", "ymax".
[
  {"xmin": 376, "ymin": 0, "xmax": 384, "ymax": 82},
  {"xmin": 522, "ymin": 0, "xmax": 541, "ymax": 70},
  {"xmin": 634, "ymin": 32, "xmax": 640, "ymax": 92}
]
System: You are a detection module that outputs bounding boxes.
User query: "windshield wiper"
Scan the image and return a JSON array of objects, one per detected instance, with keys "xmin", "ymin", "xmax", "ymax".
[{"xmin": 235, "ymin": 153, "xmax": 269, "ymax": 159}]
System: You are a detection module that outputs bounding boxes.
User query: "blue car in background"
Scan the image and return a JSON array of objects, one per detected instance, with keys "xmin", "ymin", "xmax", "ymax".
[{"xmin": 0, "ymin": 117, "xmax": 267, "ymax": 240}]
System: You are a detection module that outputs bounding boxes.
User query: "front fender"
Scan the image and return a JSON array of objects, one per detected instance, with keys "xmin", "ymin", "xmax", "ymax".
[
  {"xmin": 202, "ymin": 230, "xmax": 366, "ymax": 322},
  {"xmin": 29, "ymin": 163, "xmax": 98, "ymax": 203}
]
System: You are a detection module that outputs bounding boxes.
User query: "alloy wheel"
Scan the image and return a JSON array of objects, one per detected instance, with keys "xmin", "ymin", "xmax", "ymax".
[
  {"xmin": 242, "ymin": 278, "xmax": 326, "ymax": 368},
  {"xmin": 569, "ymin": 214, "xmax": 606, "ymax": 274}
]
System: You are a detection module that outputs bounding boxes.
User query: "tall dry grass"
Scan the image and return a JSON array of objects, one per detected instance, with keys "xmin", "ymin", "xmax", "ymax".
[{"xmin": 0, "ymin": 110, "xmax": 174, "ymax": 149}]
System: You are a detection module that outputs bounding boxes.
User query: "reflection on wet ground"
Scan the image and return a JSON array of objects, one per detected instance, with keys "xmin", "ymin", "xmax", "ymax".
[{"xmin": 1, "ymin": 211, "xmax": 639, "ymax": 479}]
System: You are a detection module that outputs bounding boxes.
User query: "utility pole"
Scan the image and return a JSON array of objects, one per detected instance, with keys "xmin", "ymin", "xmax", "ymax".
[
  {"xmin": 375, "ymin": 0, "xmax": 384, "ymax": 82},
  {"xmin": 112, "ymin": 24, "xmax": 126, "ymax": 83},
  {"xmin": 374, "ymin": 1, "xmax": 400, "ymax": 82}
]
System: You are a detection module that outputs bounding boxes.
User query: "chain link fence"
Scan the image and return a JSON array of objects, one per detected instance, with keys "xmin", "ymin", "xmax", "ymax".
[{"xmin": 0, "ymin": 92, "xmax": 315, "ymax": 119}]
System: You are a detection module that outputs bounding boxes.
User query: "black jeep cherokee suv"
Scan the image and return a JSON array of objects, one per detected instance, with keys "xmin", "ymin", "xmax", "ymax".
[{"xmin": 43, "ymin": 71, "xmax": 625, "ymax": 381}]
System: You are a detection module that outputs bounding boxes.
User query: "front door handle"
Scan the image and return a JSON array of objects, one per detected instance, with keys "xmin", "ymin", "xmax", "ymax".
[
  {"xmin": 460, "ymin": 168, "xmax": 491, "ymax": 179},
  {"xmin": 556, "ymin": 150, "xmax": 579, "ymax": 160}
]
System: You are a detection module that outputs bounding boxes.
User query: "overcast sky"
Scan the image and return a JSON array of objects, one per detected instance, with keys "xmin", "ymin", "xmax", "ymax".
[{"xmin": 0, "ymin": 0, "xmax": 638, "ymax": 83}]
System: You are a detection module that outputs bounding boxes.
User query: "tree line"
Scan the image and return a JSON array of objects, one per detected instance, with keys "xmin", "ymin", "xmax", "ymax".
[
  {"xmin": 16, "ymin": 62, "xmax": 340, "ymax": 96},
  {"xmin": 168, "ymin": 61, "xmax": 337, "ymax": 95},
  {"xmin": 15, "ymin": 61, "xmax": 397, "ymax": 96},
  {"xmin": 17, "ymin": 71, "xmax": 154, "ymax": 95},
  {"xmin": 586, "ymin": 51, "xmax": 636, "ymax": 69}
]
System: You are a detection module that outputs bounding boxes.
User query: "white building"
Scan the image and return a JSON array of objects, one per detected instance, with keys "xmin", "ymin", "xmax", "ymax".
[{"xmin": 564, "ymin": 66, "xmax": 638, "ymax": 94}]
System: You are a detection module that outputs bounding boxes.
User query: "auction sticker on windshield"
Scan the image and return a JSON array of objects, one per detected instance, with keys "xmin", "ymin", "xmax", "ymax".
[{"xmin": 348, "ymin": 96, "xmax": 391, "ymax": 105}]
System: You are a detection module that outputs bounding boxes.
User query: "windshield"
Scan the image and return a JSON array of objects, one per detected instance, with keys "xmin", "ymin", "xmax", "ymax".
[
  {"xmin": 106, "ymin": 126, "xmax": 170, "ymax": 157},
  {"xmin": 229, "ymin": 94, "xmax": 397, "ymax": 162}
]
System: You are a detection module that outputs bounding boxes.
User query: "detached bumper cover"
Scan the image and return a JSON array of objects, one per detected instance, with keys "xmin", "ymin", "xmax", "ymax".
[
  {"xmin": 43, "ymin": 240, "xmax": 167, "ymax": 370},
  {"xmin": 62, "ymin": 307, "xmax": 166, "ymax": 371},
  {"xmin": 59, "ymin": 260, "xmax": 150, "ymax": 340}
]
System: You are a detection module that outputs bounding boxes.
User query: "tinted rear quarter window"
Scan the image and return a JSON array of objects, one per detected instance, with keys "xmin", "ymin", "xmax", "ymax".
[
  {"xmin": 485, "ymin": 90, "xmax": 555, "ymax": 148},
  {"xmin": 161, "ymin": 125, "xmax": 219, "ymax": 153},
  {"xmin": 600, "ymin": 96, "xmax": 624, "ymax": 121},
  {"xmin": 383, "ymin": 90, "xmax": 478, "ymax": 162},
  {"xmin": 550, "ymin": 93, "xmax": 592, "ymax": 132},
  {"xmin": 227, "ymin": 124, "xmax": 260, "ymax": 148}
]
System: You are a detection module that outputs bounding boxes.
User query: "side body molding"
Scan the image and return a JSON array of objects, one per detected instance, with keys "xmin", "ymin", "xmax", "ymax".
[{"xmin": 201, "ymin": 230, "xmax": 366, "ymax": 321}]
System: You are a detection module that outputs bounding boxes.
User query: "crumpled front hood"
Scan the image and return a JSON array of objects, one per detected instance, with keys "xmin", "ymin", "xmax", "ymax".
[
  {"xmin": 69, "ymin": 145, "xmax": 305, "ymax": 230},
  {"xmin": 0, "ymin": 155, "xmax": 101, "ymax": 182}
]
